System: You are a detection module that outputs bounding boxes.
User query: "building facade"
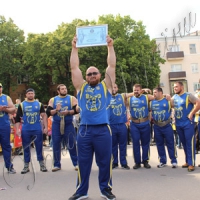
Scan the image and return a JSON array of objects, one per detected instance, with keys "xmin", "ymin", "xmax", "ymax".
[{"xmin": 155, "ymin": 31, "xmax": 200, "ymax": 95}]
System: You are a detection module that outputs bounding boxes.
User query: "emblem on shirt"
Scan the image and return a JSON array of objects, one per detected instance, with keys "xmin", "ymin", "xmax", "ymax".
[
  {"xmin": 111, "ymin": 104, "xmax": 122, "ymax": 116},
  {"xmin": 27, "ymin": 112, "xmax": 37, "ymax": 124},
  {"xmin": 133, "ymin": 107, "xmax": 145, "ymax": 118},
  {"xmin": 96, "ymin": 86, "xmax": 100, "ymax": 90},
  {"xmin": 154, "ymin": 110, "xmax": 166, "ymax": 121},
  {"xmin": 86, "ymin": 93, "xmax": 101, "ymax": 111},
  {"xmin": 174, "ymin": 107, "xmax": 183, "ymax": 119}
]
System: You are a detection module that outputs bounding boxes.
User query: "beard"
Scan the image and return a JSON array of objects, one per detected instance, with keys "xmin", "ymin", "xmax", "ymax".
[
  {"xmin": 60, "ymin": 93, "xmax": 67, "ymax": 96},
  {"xmin": 112, "ymin": 91, "xmax": 117, "ymax": 95},
  {"xmin": 134, "ymin": 93, "xmax": 140, "ymax": 97},
  {"xmin": 174, "ymin": 89, "xmax": 182, "ymax": 94},
  {"xmin": 88, "ymin": 79, "xmax": 99, "ymax": 86},
  {"xmin": 27, "ymin": 97, "xmax": 34, "ymax": 101}
]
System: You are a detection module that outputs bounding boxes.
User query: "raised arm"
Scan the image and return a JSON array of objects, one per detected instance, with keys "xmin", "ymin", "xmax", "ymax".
[
  {"xmin": 70, "ymin": 36, "xmax": 85, "ymax": 92},
  {"xmin": 105, "ymin": 36, "xmax": 116, "ymax": 93}
]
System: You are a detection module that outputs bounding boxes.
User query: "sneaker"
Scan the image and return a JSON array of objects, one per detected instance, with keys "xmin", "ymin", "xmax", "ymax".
[
  {"xmin": 143, "ymin": 161, "xmax": 151, "ymax": 169},
  {"xmin": 172, "ymin": 163, "xmax": 177, "ymax": 168},
  {"xmin": 101, "ymin": 188, "xmax": 116, "ymax": 200},
  {"xmin": 182, "ymin": 163, "xmax": 189, "ymax": 168},
  {"xmin": 8, "ymin": 167, "xmax": 16, "ymax": 174},
  {"xmin": 121, "ymin": 165, "xmax": 130, "ymax": 170},
  {"xmin": 21, "ymin": 163, "xmax": 30, "ymax": 174},
  {"xmin": 40, "ymin": 161, "xmax": 48, "ymax": 172},
  {"xmin": 68, "ymin": 193, "xmax": 88, "ymax": 200},
  {"xmin": 188, "ymin": 165, "xmax": 195, "ymax": 172},
  {"xmin": 133, "ymin": 163, "xmax": 141, "ymax": 169},
  {"xmin": 157, "ymin": 163, "xmax": 165, "ymax": 168},
  {"xmin": 112, "ymin": 163, "xmax": 118, "ymax": 169},
  {"xmin": 52, "ymin": 166, "xmax": 61, "ymax": 172},
  {"xmin": 74, "ymin": 165, "xmax": 78, "ymax": 171}
]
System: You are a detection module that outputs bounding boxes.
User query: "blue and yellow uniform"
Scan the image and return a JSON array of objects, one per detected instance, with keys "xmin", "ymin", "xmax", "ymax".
[
  {"xmin": 150, "ymin": 98, "xmax": 177, "ymax": 165},
  {"xmin": 109, "ymin": 93, "xmax": 128, "ymax": 167},
  {"xmin": 173, "ymin": 93, "xmax": 195, "ymax": 166},
  {"xmin": 51, "ymin": 95, "xmax": 77, "ymax": 168},
  {"xmin": 128, "ymin": 94, "xmax": 150, "ymax": 165},
  {"xmin": 0, "ymin": 94, "xmax": 13, "ymax": 169},
  {"xmin": 20, "ymin": 100, "xmax": 45, "ymax": 163},
  {"xmin": 76, "ymin": 81, "xmax": 112, "ymax": 195}
]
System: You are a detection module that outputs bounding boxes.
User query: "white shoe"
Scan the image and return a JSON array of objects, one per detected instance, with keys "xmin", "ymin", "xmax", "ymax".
[
  {"xmin": 157, "ymin": 163, "xmax": 165, "ymax": 168},
  {"xmin": 172, "ymin": 163, "xmax": 177, "ymax": 168}
]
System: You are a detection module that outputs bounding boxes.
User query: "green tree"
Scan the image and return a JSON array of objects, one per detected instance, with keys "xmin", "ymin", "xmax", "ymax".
[
  {"xmin": 97, "ymin": 14, "xmax": 165, "ymax": 92},
  {"xmin": 0, "ymin": 16, "xmax": 25, "ymax": 94}
]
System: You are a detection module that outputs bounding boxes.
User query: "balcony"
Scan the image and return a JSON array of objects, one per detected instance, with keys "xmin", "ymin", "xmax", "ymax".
[
  {"xmin": 168, "ymin": 71, "xmax": 186, "ymax": 79},
  {"xmin": 166, "ymin": 51, "xmax": 184, "ymax": 60}
]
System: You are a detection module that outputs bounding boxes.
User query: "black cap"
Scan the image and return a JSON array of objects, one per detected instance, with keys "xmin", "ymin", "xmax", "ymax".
[{"xmin": 26, "ymin": 88, "xmax": 35, "ymax": 94}]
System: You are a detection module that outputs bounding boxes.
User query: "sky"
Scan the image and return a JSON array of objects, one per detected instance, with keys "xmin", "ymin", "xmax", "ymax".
[{"xmin": 1, "ymin": 0, "xmax": 200, "ymax": 39}]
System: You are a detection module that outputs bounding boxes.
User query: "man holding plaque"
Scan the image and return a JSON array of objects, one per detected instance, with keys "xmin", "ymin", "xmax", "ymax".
[{"xmin": 69, "ymin": 35, "xmax": 116, "ymax": 200}]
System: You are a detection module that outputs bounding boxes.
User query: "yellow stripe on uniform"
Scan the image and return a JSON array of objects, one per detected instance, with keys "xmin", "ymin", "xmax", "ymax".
[
  {"xmin": 20, "ymin": 103, "xmax": 23, "ymax": 112},
  {"xmin": 80, "ymin": 82, "xmax": 87, "ymax": 100},
  {"xmin": 186, "ymin": 94, "xmax": 189, "ymax": 109},
  {"xmin": 70, "ymin": 96, "xmax": 73, "ymax": 108},
  {"xmin": 191, "ymin": 135, "xmax": 195, "ymax": 166},
  {"xmin": 101, "ymin": 80, "xmax": 107, "ymax": 98},
  {"xmin": 168, "ymin": 101, "xmax": 171, "ymax": 113},
  {"xmin": 107, "ymin": 124, "xmax": 112, "ymax": 136}
]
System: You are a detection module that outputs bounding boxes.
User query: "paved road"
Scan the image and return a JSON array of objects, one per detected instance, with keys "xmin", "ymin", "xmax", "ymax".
[{"xmin": 1, "ymin": 145, "xmax": 200, "ymax": 200}]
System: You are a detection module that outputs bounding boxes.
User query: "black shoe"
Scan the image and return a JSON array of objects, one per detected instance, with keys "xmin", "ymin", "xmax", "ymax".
[
  {"xmin": 68, "ymin": 193, "xmax": 88, "ymax": 200},
  {"xmin": 143, "ymin": 161, "xmax": 151, "ymax": 169},
  {"xmin": 121, "ymin": 165, "xmax": 130, "ymax": 170},
  {"xmin": 40, "ymin": 163, "xmax": 48, "ymax": 172},
  {"xmin": 101, "ymin": 188, "xmax": 116, "ymax": 200},
  {"xmin": 112, "ymin": 163, "xmax": 118, "ymax": 169},
  {"xmin": 21, "ymin": 165, "xmax": 30, "ymax": 174},
  {"xmin": 133, "ymin": 163, "xmax": 141, "ymax": 169}
]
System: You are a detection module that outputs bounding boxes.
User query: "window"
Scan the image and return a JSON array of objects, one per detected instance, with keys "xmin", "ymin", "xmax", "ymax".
[
  {"xmin": 191, "ymin": 63, "xmax": 198, "ymax": 73},
  {"xmin": 189, "ymin": 44, "xmax": 196, "ymax": 54},
  {"xmin": 194, "ymin": 83, "xmax": 200, "ymax": 92},
  {"xmin": 169, "ymin": 45, "xmax": 180, "ymax": 52},
  {"xmin": 171, "ymin": 64, "xmax": 182, "ymax": 72}
]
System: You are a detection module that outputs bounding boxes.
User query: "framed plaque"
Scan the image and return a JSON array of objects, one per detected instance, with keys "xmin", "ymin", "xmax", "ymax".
[{"xmin": 76, "ymin": 24, "xmax": 108, "ymax": 48}]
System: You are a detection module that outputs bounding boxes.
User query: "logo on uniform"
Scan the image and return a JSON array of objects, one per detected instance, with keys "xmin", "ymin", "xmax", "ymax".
[
  {"xmin": 141, "ymin": 100, "xmax": 144, "ymax": 104},
  {"xmin": 65, "ymin": 101, "xmax": 68, "ymax": 104},
  {"xmin": 96, "ymin": 86, "xmax": 100, "ymax": 90},
  {"xmin": 35, "ymin": 106, "xmax": 38, "ymax": 109},
  {"xmin": 163, "ymin": 104, "xmax": 166, "ymax": 107}
]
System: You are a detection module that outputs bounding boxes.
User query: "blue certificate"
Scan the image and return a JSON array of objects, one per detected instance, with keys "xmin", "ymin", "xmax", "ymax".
[{"xmin": 76, "ymin": 24, "xmax": 108, "ymax": 48}]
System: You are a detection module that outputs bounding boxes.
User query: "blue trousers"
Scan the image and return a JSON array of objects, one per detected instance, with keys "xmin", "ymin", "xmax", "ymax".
[
  {"xmin": 130, "ymin": 121, "xmax": 151, "ymax": 164},
  {"xmin": 110, "ymin": 123, "xmax": 128, "ymax": 166},
  {"xmin": 52, "ymin": 121, "xmax": 77, "ymax": 168},
  {"xmin": 76, "ymin": 124, "xmax": 113, "ymax": 195},
  {"xmin": 0, "ymin": 126, "xmax": 13, "ymax": 169},
  {"xmin": 176, "ymin": 122, "xmax": 195, "ymax": 166},
  {"xmin": 154, "ymin": 123, "xmax": 177, "ymax": 164},
  {"xmin": 22, "ymin": 129, "xmax": 44, "ymax": 163}
]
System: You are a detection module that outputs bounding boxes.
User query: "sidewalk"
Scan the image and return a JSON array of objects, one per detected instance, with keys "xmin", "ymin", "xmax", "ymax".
[{"xmin": 0, "ymin": 145, "xmax": 200, "ymax": 200}]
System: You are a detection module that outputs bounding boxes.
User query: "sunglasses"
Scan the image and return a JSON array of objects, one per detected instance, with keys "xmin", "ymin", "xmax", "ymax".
[{"xmin": 86, "ymin": 72, "xmax": 99, "ymax": 76}]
